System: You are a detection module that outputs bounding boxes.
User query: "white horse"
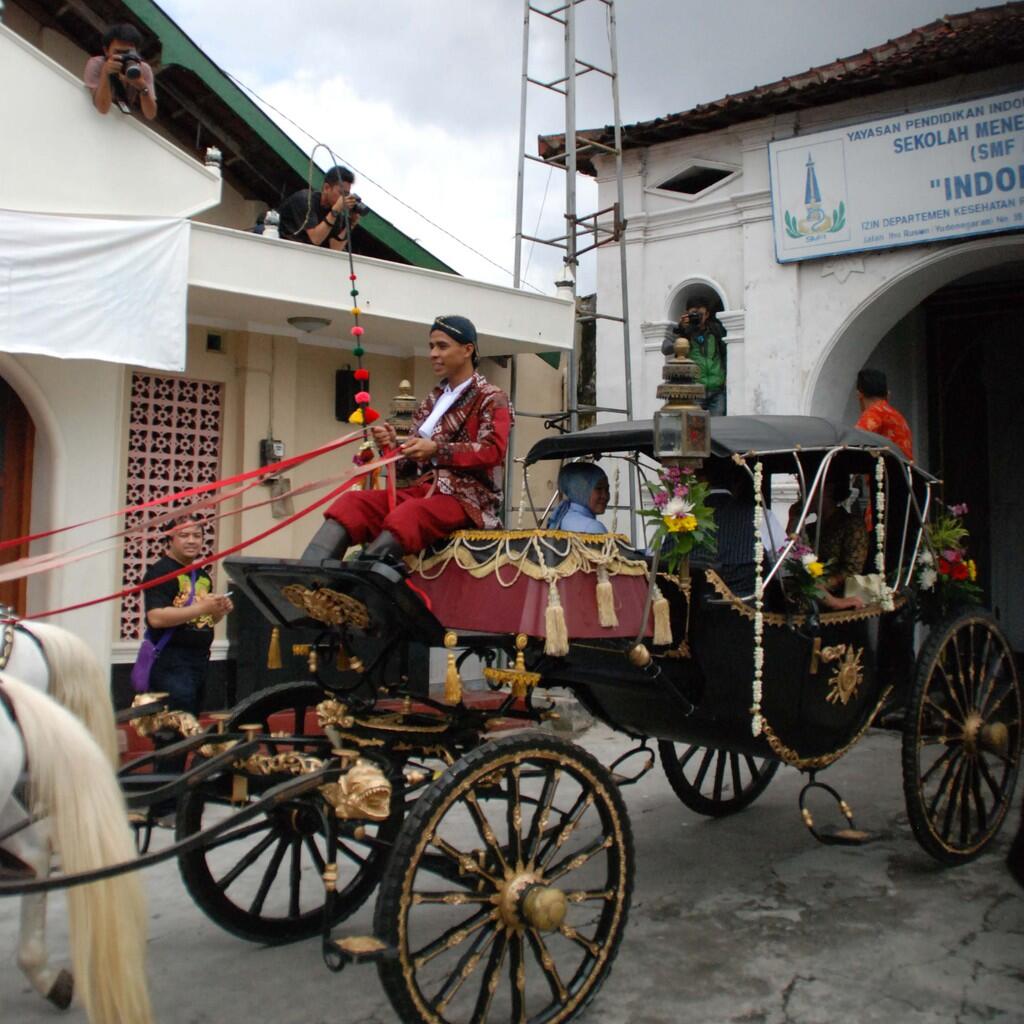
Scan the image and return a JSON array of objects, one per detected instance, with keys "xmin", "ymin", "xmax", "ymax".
[
  {"xmin": 0, "ymin": 619, "xmax": 150, "ymax": 1020},
  {"xmin": 1, "ymin": 673, "xmax": 153, "ymax": 1023}
]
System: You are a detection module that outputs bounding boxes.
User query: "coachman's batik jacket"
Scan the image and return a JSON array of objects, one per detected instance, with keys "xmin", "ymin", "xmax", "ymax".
[{"xmin": 399, "ymin": 372, "xmax": 514, "ymax": 529}]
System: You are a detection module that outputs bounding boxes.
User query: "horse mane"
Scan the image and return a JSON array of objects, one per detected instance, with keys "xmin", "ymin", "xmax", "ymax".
[
  {"xmin": 25, "ymin": 621, "xmax": 118, "ymax": 768},
  {"xmin": 1, "ymin": 674, "xmax": 153, "ymax": 1024}
]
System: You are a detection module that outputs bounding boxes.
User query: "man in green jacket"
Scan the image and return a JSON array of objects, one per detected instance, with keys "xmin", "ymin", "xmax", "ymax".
[{"xmin": 663, "ymin": 296, "xmax": 728, "ymax": 415}]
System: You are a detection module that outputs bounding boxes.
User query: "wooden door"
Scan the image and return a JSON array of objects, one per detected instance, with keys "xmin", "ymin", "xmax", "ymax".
[{"xmin": 0, "ymin": 378, "xmax": 34, "ymax": 614}]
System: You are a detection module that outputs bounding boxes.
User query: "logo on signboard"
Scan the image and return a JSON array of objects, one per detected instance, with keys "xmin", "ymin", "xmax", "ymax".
[{"xmin": 784, "ymin": 153, "xmax": 847, "ymax": 239}]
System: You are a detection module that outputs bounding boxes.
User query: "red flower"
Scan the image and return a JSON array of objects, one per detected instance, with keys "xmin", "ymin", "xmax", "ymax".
[
  {"xmin": 951, "ymin": 561, "xmax": 969, "ymax": 581},
  {"xmin": 938, "ymin": 558, "xmax": 953, "ymax": 576}
]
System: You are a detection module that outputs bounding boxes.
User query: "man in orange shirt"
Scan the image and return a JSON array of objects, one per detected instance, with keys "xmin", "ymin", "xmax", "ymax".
[{"xmin": 855, "ymin": 368, "xmax": 913, "ymax": 460}]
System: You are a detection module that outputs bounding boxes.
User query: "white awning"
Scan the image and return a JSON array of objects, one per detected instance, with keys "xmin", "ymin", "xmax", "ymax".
[{"xmin": 0, "ymin": 209, "xmax": 189, "ymax": 371}]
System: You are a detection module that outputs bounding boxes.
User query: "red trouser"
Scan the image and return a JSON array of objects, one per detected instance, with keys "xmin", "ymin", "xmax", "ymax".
[{"xmin": 325, "ymin": 481, "xmax": 470, "ymax": 553}]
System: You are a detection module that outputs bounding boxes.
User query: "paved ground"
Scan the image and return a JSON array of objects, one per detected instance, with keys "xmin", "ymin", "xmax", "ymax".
[{"xmin": 2, "ymin": 723, "xmax": 1022, "ymax": 1024}]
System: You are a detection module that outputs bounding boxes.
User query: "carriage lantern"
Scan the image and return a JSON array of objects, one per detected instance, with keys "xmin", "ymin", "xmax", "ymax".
[{"xmin": 653, "ymin": 333, "xmax": 710, "ymax": 467}]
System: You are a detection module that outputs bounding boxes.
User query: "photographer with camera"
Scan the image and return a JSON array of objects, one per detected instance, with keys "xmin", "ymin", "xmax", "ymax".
[
  {"xmin": 661, "ymin": 294, "xmax": 728, "ymax": 415},
  {"xmin": 277, "ymin": 165, "xmax": 367, "ymax": 251},
  {"xmin": 83, "ymin": 23, "xmax": 157, "ymax": 121}
]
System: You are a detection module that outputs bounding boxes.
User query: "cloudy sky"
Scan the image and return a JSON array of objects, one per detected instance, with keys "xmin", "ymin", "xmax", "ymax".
[{"xmin": 159, "ymin": 0, "xmax": 1005, "ymax": 293}]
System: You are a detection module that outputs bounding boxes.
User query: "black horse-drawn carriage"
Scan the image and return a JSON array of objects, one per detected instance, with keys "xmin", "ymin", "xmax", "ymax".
[{"xmin": 100, "ymin": 412, "xmax": 1018, "ymax": 1024}]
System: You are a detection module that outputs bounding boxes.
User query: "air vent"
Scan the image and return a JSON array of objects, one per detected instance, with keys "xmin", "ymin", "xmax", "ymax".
[{"xmin": 657, "ymin": 165, "xmax": 733, "ymax": 196}]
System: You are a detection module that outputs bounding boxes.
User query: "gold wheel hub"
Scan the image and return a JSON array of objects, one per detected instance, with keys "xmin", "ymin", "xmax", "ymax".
[
  {"xmin": 981, "ymin": 721, "xmax": 1009, "ymax": 758},
  {"xmin": 494, "ymin": 871, "xmax": 567, "ymax": 932},
  {"xmin": 962, "ymin": 712, "xmax": 983, "ymax": 755}
]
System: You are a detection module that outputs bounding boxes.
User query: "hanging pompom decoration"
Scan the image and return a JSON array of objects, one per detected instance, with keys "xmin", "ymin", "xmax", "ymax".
[
  {"xmin": 348, "ymin": 407, "xmax": 381, "ymax": 425},
  {"xmin": 354, "ymin": 391, "xmax": 371, "ymax": 406},
  {"xmin": 354, "ymin": 368, "xmax": 370, "ymax": 381}
]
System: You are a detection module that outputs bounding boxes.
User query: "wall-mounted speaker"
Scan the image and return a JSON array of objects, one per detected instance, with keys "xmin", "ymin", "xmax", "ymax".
[{"xmin": 335, "ymin": 368, "xmax": 357, "ymax": 422}]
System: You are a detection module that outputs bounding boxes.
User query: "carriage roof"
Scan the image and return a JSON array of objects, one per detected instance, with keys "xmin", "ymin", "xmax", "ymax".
[{"xmin": 524, "ymin": 414, "xmax": 929, "ymax": 476}]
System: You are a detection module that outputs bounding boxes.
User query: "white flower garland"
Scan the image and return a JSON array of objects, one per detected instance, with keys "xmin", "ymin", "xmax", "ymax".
[
  {"xmin": 516, "ymin": 464, "xmax": 528, "ymax": 529},
  {"xmin": 751, "ymin": 460, "xmax": 764, "ymax": 737},
  {"xmin": 875, "ymin": 456, "xmax": 895, "ymax": 611}
]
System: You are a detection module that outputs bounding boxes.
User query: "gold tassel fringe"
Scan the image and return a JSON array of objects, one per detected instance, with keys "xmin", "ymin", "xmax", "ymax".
[
  {"xmin": 652, "ymin": 587, "xmax": 673, "ymax": 646},
  {"xmin": 444, "ymin": 651, "xmax": 463, "ymax": 704},
  {"xmin": 544, "ymin": 579, "xmax": 570, "ymax": 657},
  {"xmin": 267, "ymin": 627, "xmax": 282, "ymax": 669},
  {"xmin": 595, "ymin": 566, "xmax": 618, "ymax": 628}
]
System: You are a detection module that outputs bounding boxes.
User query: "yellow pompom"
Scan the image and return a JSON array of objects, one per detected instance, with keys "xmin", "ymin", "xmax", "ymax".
[{"xmin": 351, "ymin": 306, "xmax": 361, "ymax": 316}]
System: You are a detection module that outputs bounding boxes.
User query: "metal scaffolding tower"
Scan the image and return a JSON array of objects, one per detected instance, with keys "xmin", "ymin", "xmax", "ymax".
[{"xmin": 511, "ymin": 0, "xmax": 635, "ymax": 532}]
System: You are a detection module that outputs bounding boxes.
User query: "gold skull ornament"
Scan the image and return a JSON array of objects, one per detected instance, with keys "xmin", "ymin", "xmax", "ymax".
[{"xmin": 320, "ymin": 758, "xmax": 392, "ymax": 821}]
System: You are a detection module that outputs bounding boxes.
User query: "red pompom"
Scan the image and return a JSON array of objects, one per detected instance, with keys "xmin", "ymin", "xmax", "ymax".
[
  {"xmin": 354, "ymin": 368, "xmax": 370, "ymax": 381},
  {"xmin": 349, "ymin": 273, "xmax": 358, "ymax": 281},
  {"xmin": 350, "ymin": 325, "xmax": 365, "ymax": 337},
  {"xmin": 355, "ymin": 390, "xmax": 371, "ymax": 405}
]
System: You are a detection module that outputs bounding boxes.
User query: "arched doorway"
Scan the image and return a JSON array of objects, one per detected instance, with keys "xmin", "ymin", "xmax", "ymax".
[
  {"xmin": 0, "ymin": 377, "xmax": 35, "ymax": 614},
  {"xmin": 810, "ymin": 236, "xmax": 1024, "ymax": 651}
]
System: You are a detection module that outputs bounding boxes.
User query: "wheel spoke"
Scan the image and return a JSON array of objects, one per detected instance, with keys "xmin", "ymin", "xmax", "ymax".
[
  {"xmin": 976, "ymin": 651, "xmax": 1009, "ymax": 716},
  {"xmin": 335, "ymin": 840, "xmax": 369, "ymax": 868},
  {"xmin": 919, "ymin": 744, "xmax": 955, "ymax": 786},
  {"xmin": 303, "ymin": 834, "xmax": 327, "ymax": 875},
  {"xmin": 430, "ymin": 923, "xmax": 498, "ymax": 1014},
  {"xmin": 729, "ymin": 753, "xmax": 743, "ymax": 800},
  {"xmin": 935, "ymin": 659, "xmax": 968, "ymax": 721},
  {"xmin": 977, "ymin": 755, "xmax": 1005, "ymax": 805},
  {"xmin": 939, "ymin": 758, "xmax": 967, "ymax": 841},
  {"xmin": 506, "ymin": 764, "xmax": 524, "ymax": 868},
  {"xmin": 412, "ymin": 907, "xmax": 495, "ymax": 968},
  {"xmin": 558, "ymin": 922, "xmax": 600, "ymax": 958},
  {"xmin": 968, "ymin": 761, "xmax": 988, "ymax": 838},
  {"xmin": 462, "ymin": 790, "xmax": 510, "ymax": 875},
  {"xmin": 248, "ymin": 836, "xmax": 289, "ymax": 916},
  {"xmin": 412, "ymin": 891, "xmax": 493, "ymax": 907},
  {"xmin": 523, "ymin": 768, "xmax": 561, "ymax": 867},
  {"xmin": 431, "ymin": 836, "xmax": 502, "ymax": 887},
  {"xmin": 537, "ymin": 791, "xmax": 595, "ymax": 871},
  {"xmin": 677, "ymin": 745, "xmax": 701, "ymax": 771},
  {"xmin": 199, "ymin": 817, "xmax": 273, "ymax": 853},
  {"xmin": 692, "ymin": 747, "xmax": 716, "ymax": 790},
  {"xmin": 471, "ymin": 927, "xmax": 508, "ymax": 1021},
  {"xmin": 288, "ymin": 838, "xmax": 302, "ymax": 918},
  {"xmin": 508, "ymin": 932, "xmax": 527, "ymax": 1024},
  {"xmin": 711, "ymin": 751, "xmax": 727, "ymax": 802},
  {"xmin": 215, "ymin": 827, "xmax": 279, "ymax": 892},
  {"xmin": 526, "ymin": 927, "xmax": 568, "ymax": 1004},
  {"xmin": 926, "ymin": 749, "xmax": 962, "ymax": 819},
  {"xmin": 545, "ymin": 833, "xmax": 613, "ymax": 884},
  {"xmin": 417, "ymin": 851, "xmax": 478, "ymax": 888}
]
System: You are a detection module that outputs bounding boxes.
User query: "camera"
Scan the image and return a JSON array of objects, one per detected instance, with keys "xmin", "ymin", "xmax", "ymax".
[
  {"xmin": 116, "ymin": 50, "xmax": 144, "ymax": 80},
  {"xmin": 672, "ymin": 310, "xmax": 703, "ymax": 336},
  {"xmin": 350, "ymin": 194, "xmax": 370, "ymax": 217}
]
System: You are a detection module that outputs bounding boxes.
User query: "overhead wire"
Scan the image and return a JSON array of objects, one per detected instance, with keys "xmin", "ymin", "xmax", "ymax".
[{"xmin": 224, "ymin": 70, "xmax": 550, "ymax": 295}]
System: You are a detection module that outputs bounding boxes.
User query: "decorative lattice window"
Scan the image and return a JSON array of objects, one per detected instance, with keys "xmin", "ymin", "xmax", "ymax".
[{"xmin": 120, "ymin": 374, "xmax": 223, "ymax": 640}]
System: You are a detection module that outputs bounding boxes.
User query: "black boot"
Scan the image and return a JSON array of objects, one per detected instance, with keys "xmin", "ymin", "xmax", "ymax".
[
  {"xmin": 301, "ymin": 519, "xmax": 350, "ymax": 563},
  {"xmin": 360, "ymin": 529, "xmax": 405, "ymax": 565}
]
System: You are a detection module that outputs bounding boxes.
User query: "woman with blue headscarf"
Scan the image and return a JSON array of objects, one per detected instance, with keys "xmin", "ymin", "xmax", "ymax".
[{"xmin": 547, "ymin": 462, "xmax": 609, "ymax": 534}]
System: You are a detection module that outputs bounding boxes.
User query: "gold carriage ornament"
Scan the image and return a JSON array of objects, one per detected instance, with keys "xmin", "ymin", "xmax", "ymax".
[
  {"xmin": 483, "ymin": 633, "xmax": 542, "ymax": 698},
  {"xmin": 653, "ymin": 332, "xmax": 711, "ymax": 465}
]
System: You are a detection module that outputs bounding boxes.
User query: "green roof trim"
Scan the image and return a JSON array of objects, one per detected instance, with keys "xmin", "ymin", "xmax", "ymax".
[{"xmin": 120, "ymin": 0, "xmax": 455, "ymax": 274}]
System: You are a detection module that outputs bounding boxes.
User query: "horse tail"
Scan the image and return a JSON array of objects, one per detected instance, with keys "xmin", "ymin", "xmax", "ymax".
[
  {"xmin": 25, "ymin": 622, "xmax": 119, "ymax": 769},
  {"xmin": 2, "ymin": 674, "xmax": 153, "ymax": 1024}
]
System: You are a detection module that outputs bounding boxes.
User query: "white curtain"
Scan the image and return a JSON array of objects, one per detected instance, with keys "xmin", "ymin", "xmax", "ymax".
[{"xmin": 0, "ymin": 209, "xmax": 189, "ymax": 371}]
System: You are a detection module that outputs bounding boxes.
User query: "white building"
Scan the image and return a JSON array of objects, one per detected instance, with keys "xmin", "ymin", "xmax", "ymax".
[
  {"xmin": 0, "ymin": 1, "xmax": 572, "ymax": 700},
  {"xmin": 545, "ymin": 3, "xmax": 1024, "ymax": 650}
]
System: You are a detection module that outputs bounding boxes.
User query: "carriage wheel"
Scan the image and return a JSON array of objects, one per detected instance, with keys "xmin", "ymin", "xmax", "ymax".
[
  {"xmin": 658, "ymin": 741, "xmax": 779, "ymax": 816},
  {"xmin": 374, "ymin": 732, "xmax": 633, "ymax": 1024},
  {"xmin": 902, "ymin": 611, "xmax": 1022, "ymax": 865},
  {"xmin": 177, "ymin": 681, "xmax": 402, "ymax": 943}
]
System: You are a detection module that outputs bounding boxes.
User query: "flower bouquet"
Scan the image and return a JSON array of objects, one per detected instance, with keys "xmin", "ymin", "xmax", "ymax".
[
  {"xmin": 781, "ymin": 540, "xmax": 831, "ymax": 608},
  {"xmin": 915, "ymin": 502, "xmax": 982, "ymax": 624},
  {"xmin": 640, "ymin": 465, "xmax": 716, "ymax": 574}
]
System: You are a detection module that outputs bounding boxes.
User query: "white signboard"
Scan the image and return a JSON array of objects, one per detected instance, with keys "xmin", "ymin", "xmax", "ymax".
[{"xmin": 768, "ymin": 88, "xmax": 1024, "ymax": 262}]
